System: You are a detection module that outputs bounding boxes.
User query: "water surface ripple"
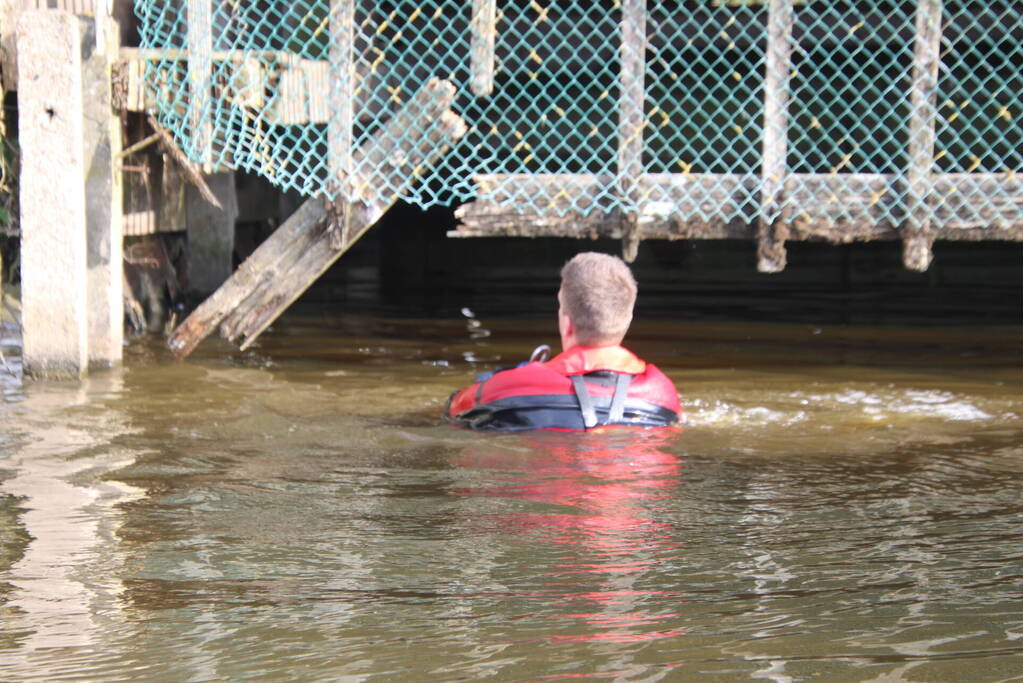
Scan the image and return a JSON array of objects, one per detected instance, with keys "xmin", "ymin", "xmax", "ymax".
[{"xmin": 2, "ymin": 317, "xmax": 1022, "ymax": 681}]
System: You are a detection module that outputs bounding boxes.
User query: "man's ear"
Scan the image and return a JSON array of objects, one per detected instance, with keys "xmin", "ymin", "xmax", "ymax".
[{"xmin": 558, "ymin": 307, "xmax": 576, "ymax": 350}]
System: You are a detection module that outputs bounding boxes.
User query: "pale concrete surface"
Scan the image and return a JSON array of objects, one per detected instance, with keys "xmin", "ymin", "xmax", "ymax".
[{"xmin": 17, "ymin": 10, "xmax": 88, "ymax": 379}]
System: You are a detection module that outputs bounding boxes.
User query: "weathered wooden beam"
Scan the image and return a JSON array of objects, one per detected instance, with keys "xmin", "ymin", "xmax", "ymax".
[
  {"xmin": 786, "ymin": 174, "xmax": 901, "ymax": 241},
  {"xmin": 455, "ymin": 173, "xmax": 756, "ymax": 240},
  {"xmin": 167, "ymin": 79, "xmax": 466, "ymax": 358},
  {"xmin": 327, "ymin": 0, "xmax": 355, "ymax": 248},
  {"xmin": 470, "ymin": 0, "xmax": 496, "ymax": 96},
  {"xmin": 903, "ymin": 0, "xmax": 943, "ymax": 271},
  {"xmin": 186, "ymin": 0, "xmax": 212, "ymax": 169},
  {"xmin": 454, "ymin": 172, "xmax": 1023, "ymax": 244},
  {"xmin": 932, "ymin": 173, "xmax": 1023, "ymax": 232},
  {"xmin": 147, "ymin": 114, "xmax": 221, "ymax": 209},
  {"xmin": 757, "ymin": 0, "xmax": 794, "ymax": 273},
  {"xmin": 617, "ymin": 0, "xmax": 646, "ymax": 263}
]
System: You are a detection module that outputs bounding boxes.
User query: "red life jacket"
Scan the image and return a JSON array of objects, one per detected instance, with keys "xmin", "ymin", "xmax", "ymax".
[{"xmin": 447, "ymin": 345, "xmax": 682, "ymax": 431}]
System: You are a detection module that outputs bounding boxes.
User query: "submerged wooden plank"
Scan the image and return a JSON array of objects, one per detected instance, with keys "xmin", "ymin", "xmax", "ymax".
[{"xmin": 167, "ymin": 79, "xmax": 466, "ymax": 359}]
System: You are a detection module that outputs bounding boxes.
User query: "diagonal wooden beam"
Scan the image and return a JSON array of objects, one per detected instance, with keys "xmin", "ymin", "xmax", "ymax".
[
  {"xmin": 167, "ymin": 78, "xmax": 466, "ymax": 359},
  {"xmin": 148, "ymin": 114, "xmax": 221, "ymax": 209}
]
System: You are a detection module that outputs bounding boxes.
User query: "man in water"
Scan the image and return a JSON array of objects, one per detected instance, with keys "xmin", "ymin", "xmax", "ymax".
[{"xmin": 447, "ymin": 252, "xmax": 681, "ymax": 430}]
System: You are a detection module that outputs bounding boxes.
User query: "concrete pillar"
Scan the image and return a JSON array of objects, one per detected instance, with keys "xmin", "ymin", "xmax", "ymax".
[
  {"xmin": 186, "ymin": 172, "xmax": 238, "ymax": 296},
  {"xmin": 17, "ymin": 10, "xmax": 88, "ymax": 379},
  {"xmin": 82, "ymin": 17, "xmax": 124, "ymax": 367}
]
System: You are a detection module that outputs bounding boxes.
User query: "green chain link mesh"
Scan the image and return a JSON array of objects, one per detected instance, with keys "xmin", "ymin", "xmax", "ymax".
[{"xmin": 135, "ymin": 0, "xmax": 1022, "ymax": 228}]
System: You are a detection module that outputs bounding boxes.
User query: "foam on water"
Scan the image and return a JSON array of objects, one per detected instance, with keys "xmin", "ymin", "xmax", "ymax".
[{"xmin": 684, "ymin": 386, "xmax": 1013, "ymax": 432}]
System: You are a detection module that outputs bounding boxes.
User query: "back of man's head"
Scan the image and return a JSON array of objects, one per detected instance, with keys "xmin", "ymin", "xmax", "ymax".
[{"xmin": 559, "ymin": 252, "xmax": 637, "ymax": 346}]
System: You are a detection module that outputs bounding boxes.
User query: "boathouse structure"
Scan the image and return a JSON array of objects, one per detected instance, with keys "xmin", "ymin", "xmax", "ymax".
[{"xmin": 1, "ymin": 1, "xmax": 1021, "ymax": 372}]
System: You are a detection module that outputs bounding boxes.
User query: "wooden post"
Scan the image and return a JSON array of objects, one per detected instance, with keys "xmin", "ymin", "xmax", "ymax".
[
  {"xmin": 168, "ymin": 79, "xmax": 467, "ymax": 358},
  {"xmin": 757, "ymin": 0, "xmax": 794, "ymax": 273},
  {"xmin": 187, "ymin": 0, "xmax": 212, "ymax": 169},
  {"xmin": 327, "ymin": 0, "xmax": 355, "ymax": 247},
  {"xmin": 617, "ymin": 0, "xmax": 646, "ymax": 263},
  {"xmin": 186, "ymin": 172, "xmax": 238, "ymax": 295},
  {"xmin": 903, "ymin": 0, "xmax": 943, "ymax": 271},
  {"xmin": 470, "ymin": 0, "xmax": 496, "ymax": 96},
  {"xmin": 17, "ymin": 10, "xmax": 88, "ymax": 378}
]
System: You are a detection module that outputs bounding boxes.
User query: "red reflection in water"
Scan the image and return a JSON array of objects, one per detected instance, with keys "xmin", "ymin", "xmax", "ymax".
[{"xmin": 454, "ymin": 429, "xmax": 687, "ymax": 646}]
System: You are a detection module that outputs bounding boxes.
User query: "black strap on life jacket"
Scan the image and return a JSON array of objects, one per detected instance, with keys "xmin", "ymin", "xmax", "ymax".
[
  {"xmin": 608, "ymin": 372, "xmax": 632, "ymax": 422},
  {"xmin": 570, "ymin": 372, "xmax": 633, "ymax": 429}
]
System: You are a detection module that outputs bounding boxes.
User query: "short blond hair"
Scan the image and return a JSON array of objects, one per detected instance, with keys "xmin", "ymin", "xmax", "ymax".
[{"xmin": 559, "ymin": 252, "xmax": 636, "ymax": 346}]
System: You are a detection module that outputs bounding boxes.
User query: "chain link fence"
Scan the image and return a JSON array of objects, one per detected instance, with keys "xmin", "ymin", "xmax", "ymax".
[{"xmin": 134, "ymin": 1, "xmax": 1023, "ymax": 235}]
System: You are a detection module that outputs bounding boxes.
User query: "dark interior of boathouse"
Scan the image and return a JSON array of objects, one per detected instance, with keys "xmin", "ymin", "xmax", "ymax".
[{"xmin": 227, "ymin": 179, "xmax": 1023, "ymax": 327}]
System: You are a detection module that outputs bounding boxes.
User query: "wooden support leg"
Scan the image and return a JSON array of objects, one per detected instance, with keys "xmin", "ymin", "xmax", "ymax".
[
  {"xmin": 617, "ymin": 0, "xmax": 646, "ymax": 264},
  {"xmin": 167, "ymin": 79, "xmax": 467, "ymax": 359},
  {"xmin": 186, "ymin": 171, "xmax": 238, "ymax": 295},
  {"xmin": 903, "ymin": 0, "xmax": 943, "ymax": 272},
  {"xmin": 470, "ymin": 0, "xmax": 497, "ymax": 96},
  {"xmin": 757, "ymin": 0, "xmax": 794, "ymax": 273}
]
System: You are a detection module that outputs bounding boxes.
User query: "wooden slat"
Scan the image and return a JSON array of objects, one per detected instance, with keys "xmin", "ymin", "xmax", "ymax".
[
  {"xmin": 272, "ymin": 66, "xmax": 306, "ymax": 124},
  {"xmin": 903, "ymin": 0, "xmax": 943, "ymax": 270},
  {"xmin": 327, "ymin": 0, "xmax": 355, "ymax": 247},
  {"xmin": 304, "ymin": 59, "xmax": 330, "ymax": 123},
  {"xmin": 932, "ymin": 173, "xmax": 1023, "ymax": 231},
  {"xmin": 617, "ymin": 0, "xmax": 646, "ymax": 262},
  {"xmin": 186, "ymin": 0, "xmax": 212, "ymax": 169},
  {"xmin": 786, "ymin": 174, "xmax": 900, "ymax": 241},
  {"xmin": 122, "ymin": 210, "xmax": 157, "ymax": 236},
  {"xmin": 757, "ymin": 0, "xmax": 794, "ymax": 272},
  {"xmin": 470, "ymin": 0, "xmax": 496, "ymax": 96}
]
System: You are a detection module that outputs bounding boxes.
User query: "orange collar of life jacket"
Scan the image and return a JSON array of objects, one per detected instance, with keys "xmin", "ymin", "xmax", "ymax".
[{"xmin": 544, "ymin": 345, "xmax": 647, "ymax": 376}]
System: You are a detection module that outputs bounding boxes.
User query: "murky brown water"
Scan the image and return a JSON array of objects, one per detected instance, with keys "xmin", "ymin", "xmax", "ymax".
[{"xmin": 2, "ymin": 312, "xmax": 1023, "ymax": 681}]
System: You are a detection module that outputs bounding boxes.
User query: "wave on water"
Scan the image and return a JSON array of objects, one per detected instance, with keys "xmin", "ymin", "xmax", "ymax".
[
  {"xmin": 683, "ymin": 399, "xmax": 808, "ymax": 428},
  {"xmin": 684, "ymin": 387, "xmax": 1016, "ymax": 430}
]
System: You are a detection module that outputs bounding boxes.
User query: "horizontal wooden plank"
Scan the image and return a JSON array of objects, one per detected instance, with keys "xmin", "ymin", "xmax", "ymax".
[
  {"xmin": 123, "ymin": 210, "xmax": 159, "ymax": 236},
  {"xmin": 116, "ymin": 50, "xmax": 333, "ymax": 126},
  {"xmin": 933, "ymin": 173, "xmax": 1023, "ymax": 232},
  {"xmin": 454, "ymin": 173, "xmax": 1023, "ymax": 242},
  {"xmin": 786, "ymin": 174, "xmax": 900, "ymax": 242}
]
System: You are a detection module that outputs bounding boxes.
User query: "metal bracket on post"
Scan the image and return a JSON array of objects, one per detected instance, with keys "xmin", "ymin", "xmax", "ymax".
[
  {"xmin": 617, "ymin": 0, "xmax": 646, "ymax": 263},
  {"xmin": 757, "ymin": 0, "xmax": 794, "ymax": 273},
  {"xmin": 903, "ymin": 0, "xmax": 943, "ymax": 272}
]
